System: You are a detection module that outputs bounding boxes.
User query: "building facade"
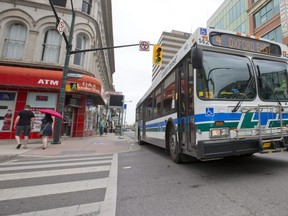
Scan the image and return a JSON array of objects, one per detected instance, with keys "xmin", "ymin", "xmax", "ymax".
[
  {"xmin": 152, "ymin": 30, "xmax": 190, "ymax": 81},
  {"xmin": 207, "ymin": 0, "xmax": 288, "ymax": 45},
  {"xmin": 0, "ymin": 0, "xmax": 115, "ymax": 139}
]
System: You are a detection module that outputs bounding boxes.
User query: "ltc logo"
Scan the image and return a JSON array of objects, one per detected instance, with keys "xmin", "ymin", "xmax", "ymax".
[{"xmin": 240, "ymin": 112, "xmax": 288, "ymax": 129}]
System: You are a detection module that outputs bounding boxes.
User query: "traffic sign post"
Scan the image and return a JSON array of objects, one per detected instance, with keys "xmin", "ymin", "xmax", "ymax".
[
  {"xmin": 57, "ymin": 18, "xmax": 65, "ymax": 35},
  {"xmin": 139, "ymin": 41, "xmax": 150, "ymax": 51}
]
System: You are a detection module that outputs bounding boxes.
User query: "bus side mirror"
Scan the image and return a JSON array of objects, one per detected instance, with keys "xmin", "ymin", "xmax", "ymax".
[{"xmin": 191, "ymin": 45, "xmax": 203, "ymax": 69}]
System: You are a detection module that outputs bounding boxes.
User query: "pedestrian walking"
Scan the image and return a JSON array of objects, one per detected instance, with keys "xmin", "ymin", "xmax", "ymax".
[
  {"xmin": 39, "ymin": 113, "xmax": 53, "ymax": 150},
  {"xmin": 104, "ymin": 122, "xmax": 108, "ymax": 135},
  {"xmin": 14, "ymin": 104, "xmax": 35, "ymax": 149},
  {"xmin": 99, "ymin": 116, "xmax": 105, "ymax": 136}
]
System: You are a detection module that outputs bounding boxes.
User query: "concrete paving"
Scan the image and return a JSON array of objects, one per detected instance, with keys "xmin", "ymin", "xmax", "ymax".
[
  {"xmin": 0, "ymin": 133, "xmax": 139, "ymax": 161},
  {"xmin": 0, "ymin": 133, "xmax": 140, "ymax": 215}
]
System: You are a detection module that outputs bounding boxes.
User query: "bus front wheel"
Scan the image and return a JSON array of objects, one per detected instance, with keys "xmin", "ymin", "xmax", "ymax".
[{"xmin": 167, "ymin": 126, "xmax": 182, "ymax": 163}]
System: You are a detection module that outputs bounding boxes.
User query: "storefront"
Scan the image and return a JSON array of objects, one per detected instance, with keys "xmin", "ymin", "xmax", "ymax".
[{"xmin": 0, "ymin": 65, "xmax": 105, "ymax": 139}]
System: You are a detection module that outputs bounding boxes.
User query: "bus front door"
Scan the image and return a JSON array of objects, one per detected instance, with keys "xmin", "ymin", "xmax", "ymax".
[
  {"xmin": 179, "ymin": 62, "xmax": 196, "ymax": 152},
  {"xmin": 178, "ymin": 64, "xmax": 187, "ymax": 149}
]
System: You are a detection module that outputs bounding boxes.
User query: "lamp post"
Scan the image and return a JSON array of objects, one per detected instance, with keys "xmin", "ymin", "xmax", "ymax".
[{"xmin": 118, "ymin": 97, "xmax": 125, "ymax": 139}]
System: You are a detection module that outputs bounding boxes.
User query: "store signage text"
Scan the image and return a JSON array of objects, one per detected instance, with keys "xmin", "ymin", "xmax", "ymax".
[
  {"xmin": 82, "ymin": 82, "xmax": 97, "ymax": 89},
  {"xmin": 38, "ymin": 79, "xmax": 59, "ymax": 86}
]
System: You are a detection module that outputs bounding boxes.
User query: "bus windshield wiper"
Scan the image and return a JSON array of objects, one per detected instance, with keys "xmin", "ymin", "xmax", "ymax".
[{"xmin": 232, "ymin": 64, "xmax": 254, "ymax": 112}]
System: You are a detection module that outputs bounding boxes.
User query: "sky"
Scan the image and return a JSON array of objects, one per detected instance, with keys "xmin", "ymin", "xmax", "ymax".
[{"xmin": 111, "ymin": 0, "xmax": 225, "ymax": 125}]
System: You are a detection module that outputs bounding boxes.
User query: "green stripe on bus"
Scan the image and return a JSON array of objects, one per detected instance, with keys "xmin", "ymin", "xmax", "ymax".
[{"xmin": 269, "ymin": 120, "xmax": 288, "ymax": 127}]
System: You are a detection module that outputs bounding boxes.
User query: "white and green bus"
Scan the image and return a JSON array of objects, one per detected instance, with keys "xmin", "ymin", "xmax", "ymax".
[{"xmin": 136, "ymin": 27, "xmax": 288, "ymax": 163}]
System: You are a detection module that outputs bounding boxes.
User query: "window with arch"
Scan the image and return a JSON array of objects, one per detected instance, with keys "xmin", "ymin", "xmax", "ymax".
[
  {"xmin": 42, "ymin": 29, "xmax": 62, "ymax": 63},
  {"xmin": 73, "ymin": 34, "xmax": 87, "ymax": 66},
  {"xmin": 3, "ymin": 23, "xmax": 27, "ymax": 59}
]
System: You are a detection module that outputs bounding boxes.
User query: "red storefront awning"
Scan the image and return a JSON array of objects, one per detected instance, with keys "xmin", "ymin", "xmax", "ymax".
[
  {"xmin": 0, "ymin": 66, "xmax": 105, "ymax": 105},
  {"xmin": 0, "ymin": 65, "xmax": 63, "ymax": 89}
]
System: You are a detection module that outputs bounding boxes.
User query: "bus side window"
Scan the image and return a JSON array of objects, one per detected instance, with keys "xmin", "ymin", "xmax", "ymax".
[{"xmin": 163, "ymin": 71, "xmax": 176, "ymax": 115}]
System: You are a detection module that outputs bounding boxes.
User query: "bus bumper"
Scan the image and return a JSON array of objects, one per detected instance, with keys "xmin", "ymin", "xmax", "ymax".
[{"xmin": 197, "ymin": 137, "xmax": 288, "ymax": 159}]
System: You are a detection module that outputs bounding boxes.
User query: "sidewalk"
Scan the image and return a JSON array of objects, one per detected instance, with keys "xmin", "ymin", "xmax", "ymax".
[{"xmin": 0, "ymin": 133, "xmax": 140, "ymax": 161}]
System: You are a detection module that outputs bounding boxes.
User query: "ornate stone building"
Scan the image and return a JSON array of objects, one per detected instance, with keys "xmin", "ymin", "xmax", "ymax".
[{"xmin": 0, "ymin": 0, "xmax": 115, "ymax": 139}]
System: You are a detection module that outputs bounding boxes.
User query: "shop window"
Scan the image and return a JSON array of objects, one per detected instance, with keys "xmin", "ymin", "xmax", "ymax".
[
  {"xmin": 2, "ymin": 23, "xmax": 27, "ymax": 60},
  {"xmin": 73, "ymin": 34, "xmax": 87, "ymax": 66},
  {"xmin": 82, "ymin": 0, "xmax": 92, "ymax": 14},
  {"xmin": 85, "ymin": 104, "xmax": 97, "ymax": 131},
  {"xmin": 0, "ymin": 92, "xmax": 16, "ymax": 132},
  {"xmin": 42, "ymin": 29, "xmax": 61, "ymax": 63}
]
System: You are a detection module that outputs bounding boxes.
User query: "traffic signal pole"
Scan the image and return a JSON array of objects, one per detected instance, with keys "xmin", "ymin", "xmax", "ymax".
[
  {"xmin": 49, "ymin": 0, "xmax": 75, "ymax": 144},
  {"xmin": 48, "ymin": 0, "xmax": 156, "ymax": 144}
]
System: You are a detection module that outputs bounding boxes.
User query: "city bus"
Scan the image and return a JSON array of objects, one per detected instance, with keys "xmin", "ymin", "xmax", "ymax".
[{"xmin": 135, "ymin": 27, "xmax": 288, "ymax": 163}]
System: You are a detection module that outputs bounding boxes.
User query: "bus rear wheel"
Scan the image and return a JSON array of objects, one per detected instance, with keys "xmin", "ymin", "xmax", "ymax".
[{"xmin": 168, "ymin": 126, "xmax": 182, "ymax": 163}]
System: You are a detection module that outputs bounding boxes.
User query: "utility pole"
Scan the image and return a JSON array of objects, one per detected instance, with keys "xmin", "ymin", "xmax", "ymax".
[
  {"xmin": 49, "ymin": 0, "xmax": 75, "ymax": 144},
  {"xmin": 48, "ymin": 0, "xmax": 143, "ymax": 143}
]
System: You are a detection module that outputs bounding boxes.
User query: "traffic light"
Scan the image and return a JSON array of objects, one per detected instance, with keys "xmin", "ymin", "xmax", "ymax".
[{"xmin": 153, "ymin": 45, "xmax": 163, "ymax": 65}]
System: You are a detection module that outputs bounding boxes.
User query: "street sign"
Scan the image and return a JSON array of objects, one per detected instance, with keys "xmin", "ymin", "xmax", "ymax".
[
  {"xmin": 139, "ymin": 41, "xmax": 150, "ymax": 51},
  {"xmin": 57, "ymin": 18, "xmax": 65, "ymax": 35}
]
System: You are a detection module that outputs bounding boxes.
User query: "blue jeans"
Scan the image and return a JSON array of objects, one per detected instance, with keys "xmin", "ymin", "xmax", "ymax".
[{"xmin": 99, "ymin": 127, "xmax": 104, "ymax": 135}]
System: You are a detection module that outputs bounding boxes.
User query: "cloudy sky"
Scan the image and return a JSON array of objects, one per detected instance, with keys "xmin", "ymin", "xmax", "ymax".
[{"xmin": 111, "ymin": 0, "xmax": 225, "ymax": 125}]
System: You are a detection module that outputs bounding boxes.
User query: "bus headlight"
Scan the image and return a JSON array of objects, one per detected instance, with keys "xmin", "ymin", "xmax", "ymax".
[{"xmin": 209, "ymin": 128, "xmax": 230, "ymax": 138}]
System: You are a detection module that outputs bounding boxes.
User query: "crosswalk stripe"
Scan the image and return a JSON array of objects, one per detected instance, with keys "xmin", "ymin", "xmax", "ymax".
[
  {"xmin": 0, "ymin": 165, "xmax": 111, "ymax": 181},
  {"xmin": 102, "ymin": 153, "xmax": 118, "ymax": 216},
  {"xmin": 2, "ymin": 155, "xmax": 113, "ymax": 166},
  {"xmin": 0, "ymin": 178, "xmax": 108, "ymax": 201},
  {"xmin": 7, "ymin": 201, "xmax": 101, "ymax": 216},
  {"xmin": 0, "ymin": 153, "xmax": 118, "ymax": 216},
  {"xmin": 0, "ymin": 159, "xmax": 112, "ymax": 172}
]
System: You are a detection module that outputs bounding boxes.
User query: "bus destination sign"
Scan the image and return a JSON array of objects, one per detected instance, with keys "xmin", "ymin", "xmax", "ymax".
[{"xmin": 210, "ymin": 33, "xmax": 281, "ymax": 56}]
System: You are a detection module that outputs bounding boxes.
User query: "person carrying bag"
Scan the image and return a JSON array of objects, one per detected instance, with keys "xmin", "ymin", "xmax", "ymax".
[{"xmin": 39, "ymin": 113, "xmax": 53, "ymax": 150}]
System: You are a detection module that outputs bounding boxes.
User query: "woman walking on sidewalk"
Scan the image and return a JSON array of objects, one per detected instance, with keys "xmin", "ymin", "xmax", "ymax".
[{"xmin": 40, "ymin": 113, "xmax": 53, "ymax": 150}]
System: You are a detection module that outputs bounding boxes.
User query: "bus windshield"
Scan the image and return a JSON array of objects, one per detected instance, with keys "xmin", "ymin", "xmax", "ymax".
[
  {"xmin": 254, "ymin": 59, "xmax": 288, "ymax": 101},
  {"xmin": 197, "ymin": 51, "xmax": 256, "ymax": 100}
]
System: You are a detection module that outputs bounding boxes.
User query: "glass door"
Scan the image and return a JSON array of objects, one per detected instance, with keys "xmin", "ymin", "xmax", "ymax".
[{"xmin": 62, "ymin": 106, "xmax": 74, "ymax": 136}]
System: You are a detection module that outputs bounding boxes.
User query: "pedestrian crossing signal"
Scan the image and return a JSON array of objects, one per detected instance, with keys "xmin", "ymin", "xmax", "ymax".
[
  {"xmin": 153, "ymin": 45, "xmax": 163, "ymax": 65},
  {"xmin": 70, "ymin": 83, "xmax": 79, "ymax": 91}
]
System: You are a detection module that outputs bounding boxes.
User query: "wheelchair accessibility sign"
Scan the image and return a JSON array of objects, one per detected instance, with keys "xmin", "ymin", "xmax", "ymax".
[{"xmin": 205, "ymin": 108, "xmax": 214, "ymax": 117}]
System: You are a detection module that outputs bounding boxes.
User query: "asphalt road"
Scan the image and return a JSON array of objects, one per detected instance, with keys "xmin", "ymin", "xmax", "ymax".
[{"xmin": 117, "ymin": 132, "xmax": 288, "ymax": 216}]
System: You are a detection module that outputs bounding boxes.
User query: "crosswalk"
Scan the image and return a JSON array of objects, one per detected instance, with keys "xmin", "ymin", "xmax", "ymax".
[{"xmin": 0, "ymin": 153, "xmax": 118, "ymax": 216}]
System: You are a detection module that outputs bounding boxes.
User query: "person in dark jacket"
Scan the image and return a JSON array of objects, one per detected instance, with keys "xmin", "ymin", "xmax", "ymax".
[
  {"xmin": 40, "ymin": 113, "xmax": 53, "ymax": 150},
  {"xmin": 14, "ymin": 105, "xmax": 35, "ymax": 149}
]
